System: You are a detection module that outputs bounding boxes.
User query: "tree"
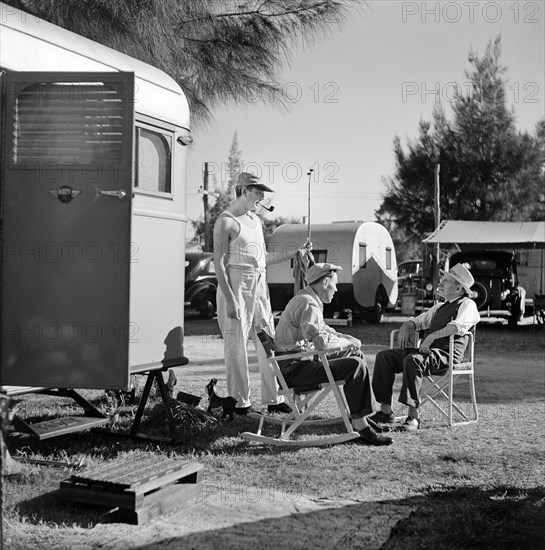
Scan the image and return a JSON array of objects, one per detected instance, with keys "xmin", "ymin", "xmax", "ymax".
[
  {"xmin": 226, "ymin": 132, "xmax": 243, "ymax": 196},
  {"xmin": 377, "ymin": 36, "xmax": 545, "ymax": 250},
  {"xmin": 5, "ymin": 0, "xmax": 361, "ymax": 126}
]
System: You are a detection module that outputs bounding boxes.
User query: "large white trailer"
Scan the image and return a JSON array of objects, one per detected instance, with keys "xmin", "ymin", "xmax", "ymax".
[{"xmin": 0, "ymin": 2, "xmax": 192, "ymax": 394}]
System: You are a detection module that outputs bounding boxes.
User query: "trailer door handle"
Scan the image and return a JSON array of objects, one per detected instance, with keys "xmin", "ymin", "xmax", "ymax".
[{"xmin": 99, "ymin": 189, "xmax": 127, "ymax": 201}]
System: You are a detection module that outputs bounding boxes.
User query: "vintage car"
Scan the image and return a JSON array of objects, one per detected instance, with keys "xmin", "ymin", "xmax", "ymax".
[
  {"xmin": 397, "ymin": 259, "xmax": 434, "ymax": 306},
  {"xmin": 184, "ymin": 251, "xmax": 217, "ymax": 319},
  {"xmin": 449, "ymin": 250, "xmax": 525, "ymax": 327}
]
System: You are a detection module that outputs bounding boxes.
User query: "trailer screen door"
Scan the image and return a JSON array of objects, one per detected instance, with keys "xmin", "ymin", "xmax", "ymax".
[{"xmin": 1, "ymin": 72, "xmax": 134, "ymax": 389}]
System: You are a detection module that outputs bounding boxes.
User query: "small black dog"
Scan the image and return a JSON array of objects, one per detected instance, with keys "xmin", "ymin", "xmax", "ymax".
[{"xmin": 206, "ymin": 378, "xmax": 236, "ymax": 421}]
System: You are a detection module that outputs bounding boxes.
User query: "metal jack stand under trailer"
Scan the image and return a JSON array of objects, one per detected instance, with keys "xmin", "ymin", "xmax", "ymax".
[
  {"xmin": 94, "ymin": 358, "xmax": 190, "ymax": 445},
  {"xmin": 2, "ymin": 358, "xmax": 189, "ymax": 444}
]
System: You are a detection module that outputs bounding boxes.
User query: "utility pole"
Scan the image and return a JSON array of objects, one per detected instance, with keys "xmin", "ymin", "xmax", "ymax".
[
  {"xmin": 433, "ymin": 162, "xmax": 441, "ymax": 297},
  {"xmin": 202, "ymin": 162, "xmax": 211, "ymax": 252}
]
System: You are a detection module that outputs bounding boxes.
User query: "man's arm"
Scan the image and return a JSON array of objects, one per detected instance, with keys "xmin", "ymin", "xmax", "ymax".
[
  {"xmin": 419, "ymin": 299, "xmax": 480, "ymax": 353},
  {"xmin": 265, "ymin": 241, "xmax": 312, "ymax": 265},
  {"xmin": 419, "ymin": 324, "xmax": 458, "ymax": 354},
  {"xmin": 213, "ymin": 214, "xmax": 239, "ymax": 320},
  {"xmin": 295, "ymin": 302, "xmax": 354, "ymax": 351},
  {"xmin": 398, "ymin": 305, "xmax": 439, "ymax": 350}
]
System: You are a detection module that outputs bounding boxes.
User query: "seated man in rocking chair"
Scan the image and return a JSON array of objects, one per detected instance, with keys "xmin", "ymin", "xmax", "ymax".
[{"xmin": 274, "ymin": 263, "xmax": 393, "ymax": 446}]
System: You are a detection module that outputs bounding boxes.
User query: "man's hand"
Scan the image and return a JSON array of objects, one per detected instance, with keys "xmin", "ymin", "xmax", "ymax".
[
  {"xmin": 398, "ymin": 321, "xmax": 416, "ymax": 350},
  {"xmin": 226, "ymin": 298, "xmax": 240, "ymax": 320},
  {"xmin": 344, "ymin": 335, "xmax": 362, "ymax": 349},
  {"xmin": 419, "ymin": 335, "xmax": 434, "ymax": 354}
]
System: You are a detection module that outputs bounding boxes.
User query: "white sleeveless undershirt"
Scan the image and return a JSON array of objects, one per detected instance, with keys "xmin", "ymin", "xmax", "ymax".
[{"xmin": 222, "ymin": 212, "xmax": 266, "ymax": 268}]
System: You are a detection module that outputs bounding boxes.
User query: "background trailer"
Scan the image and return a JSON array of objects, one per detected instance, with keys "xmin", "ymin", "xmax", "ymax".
[
  {"xmin": 0, "ymin": 3, "xmax": 192, "ymax": 393},
  {"xmin": 267, "ymin": 222, "xmax": 398, "ymax": 323}
]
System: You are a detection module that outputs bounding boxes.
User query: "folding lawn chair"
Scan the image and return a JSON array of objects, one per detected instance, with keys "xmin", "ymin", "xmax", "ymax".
[
  {"xmin": 240, "ymin": 331, "xmax": 360, "ymax": 447},
  {"xmin": 390, "ymin": 328, "xmax": 478, "ymax": 427}
]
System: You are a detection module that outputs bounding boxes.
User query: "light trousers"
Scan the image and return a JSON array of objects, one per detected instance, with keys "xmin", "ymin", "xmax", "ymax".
[{"xmin": 217, "ymin": 266, "xmax": 283, "ymax": 407}]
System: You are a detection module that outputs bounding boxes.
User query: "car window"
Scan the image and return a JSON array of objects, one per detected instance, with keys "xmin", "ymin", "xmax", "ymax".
[
  {"xmin": 463, "ymin": 259, "xmax": 497, "ymax": 270},
  {"xmin": 399, "ymin": 261, "xmax": 420, "ymax": 275}
]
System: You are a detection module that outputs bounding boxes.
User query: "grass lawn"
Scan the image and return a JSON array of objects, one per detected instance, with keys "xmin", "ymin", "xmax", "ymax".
[{"xmin": 2, "ymin": 314, "xmax": 544, "ymax": 549}]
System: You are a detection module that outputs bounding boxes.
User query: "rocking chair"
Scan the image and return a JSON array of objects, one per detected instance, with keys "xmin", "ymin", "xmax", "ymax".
[{"xmin": 241, "ymin": 331, "xmax": 360, "ymax": 447}]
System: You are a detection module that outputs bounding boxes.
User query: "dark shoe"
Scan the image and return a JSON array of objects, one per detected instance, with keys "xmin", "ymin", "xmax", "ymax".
[
  {"xmin": 267, "ymin": 402, "xmax": 292, "ymax": 414},
  {"xmin": 400, "ymin": 416, "xmax": 420, "ymax": 431},
  {"xmin": 234, "ymin": 406, "xmax": 251, "ymax": 415},
  {"xmin": 366, "ymin": 416, "xmax": 391, "ymax": 433},
  {"xmin": 358, "ymin": 426, "xmax": 393, "ymax": 446},
  {"xmin": 368, "ymin": 411, "xmax": 395, "ymax": 425}
]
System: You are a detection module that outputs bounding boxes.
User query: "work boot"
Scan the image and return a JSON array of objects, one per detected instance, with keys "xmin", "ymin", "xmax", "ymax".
[{"xmin": 358, "ymin": 426, "xmax": 393, "ymax": 446}]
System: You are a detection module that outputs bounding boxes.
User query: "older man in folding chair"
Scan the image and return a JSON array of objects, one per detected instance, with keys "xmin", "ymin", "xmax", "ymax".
[
  {"xmin": 370, "ymin": 264, "xmax": 480, "ymax": 432},
  {"xmin": 275, "ymin": 263, "xmax": 393, "ymax": 446}
]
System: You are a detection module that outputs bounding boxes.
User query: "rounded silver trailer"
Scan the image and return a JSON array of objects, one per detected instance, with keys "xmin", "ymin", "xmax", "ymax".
[
  {"xmin": 267, "ymin": 222, "xmax": 398, "ymax": 323},
  {"xmin": 0, "ymin": 3, "xmax": 191, "ymax": 391}
]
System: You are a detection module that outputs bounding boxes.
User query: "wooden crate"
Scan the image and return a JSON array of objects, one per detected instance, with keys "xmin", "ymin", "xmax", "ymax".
[{"xmin": 60, "ymin": 455, "xmax": 203, "ymax": 524}]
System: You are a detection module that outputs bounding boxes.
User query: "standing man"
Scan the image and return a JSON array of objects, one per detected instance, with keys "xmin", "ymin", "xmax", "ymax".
[
  {"xmin": 213, "ymin": 172, "xmax": 309, "ymax": 415},
  {"xmin": 275, "ymin": 263, "xmax": 393, "ymax": 445},
  {"xmin": 370, "ymin": 264, "xmax": 480, "ymax": 431}
]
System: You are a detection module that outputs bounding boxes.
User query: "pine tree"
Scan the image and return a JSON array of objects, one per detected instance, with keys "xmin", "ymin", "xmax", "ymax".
[
  {"xmin": 226, "ymin": 132, "xmax": 243, "ymax": 196},
  {"xmin": 6, "ymin": 0, "xmax": 360, "ymax": 126},
  {"xmin": 377, "ymin": 36, "xmax": 544, "ymax": 249}
]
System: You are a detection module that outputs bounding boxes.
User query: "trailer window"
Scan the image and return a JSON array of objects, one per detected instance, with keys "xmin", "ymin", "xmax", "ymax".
[
  {"xmin": 359, "ymin": 244, "xmax": 367, "ymax": 268},
  {"xmin": 10, "ymin": 81, "xmax": 127, "ymax": 165},
  {"xmin": 386, "ymin": 247, "xmax": 392, "ymax": 270},
  {"xmin": 136, "ymin": 127, "xmax": 172, "ymax": 193},
  {"xmin": 311, "ymin": 250, "xmax": 328, "ymax": 263}
]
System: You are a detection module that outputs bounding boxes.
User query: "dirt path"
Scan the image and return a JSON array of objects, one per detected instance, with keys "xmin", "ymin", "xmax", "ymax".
[{"xmin": 12, "ymin": 491, "xmax": 415, "ymax": 550}]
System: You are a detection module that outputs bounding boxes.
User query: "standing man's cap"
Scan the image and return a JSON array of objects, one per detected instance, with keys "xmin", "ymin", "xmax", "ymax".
[
  {"xmin": 440, "ymin": 263, "xmax": 475, "ymax": 295},
  {"xmin": 306, "ymin": 263, "xmax": 343, "ymax": 284},
  {"xmin": 237, "ymin": 172, "xmax": 274, "ymax": 193}
]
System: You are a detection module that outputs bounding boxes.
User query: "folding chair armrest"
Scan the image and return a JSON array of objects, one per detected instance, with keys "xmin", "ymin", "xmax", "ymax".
[
  {"xmin": 390, "ymin": 329, "xmax": 399, "ymax": 349},
  {"xmin": 273, "ymin": 346, "xmax": 346, "ymax": 362}
]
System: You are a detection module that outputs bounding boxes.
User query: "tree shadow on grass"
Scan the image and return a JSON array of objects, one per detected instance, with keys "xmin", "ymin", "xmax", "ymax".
[
  {"xmin": 383, "ymin": 485, "xmax": 545, "ymax": 550},
  {"xmin": 132, "ymin": 485, "xmax": 545, "ymax": 550},
  {"xmin": 8, "ymin": 483, "xmax": 545, "ymax": 550}
]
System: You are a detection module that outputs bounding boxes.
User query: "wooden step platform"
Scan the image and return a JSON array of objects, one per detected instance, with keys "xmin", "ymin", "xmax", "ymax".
[{"xmin": 60, "ymin": 455, "xmax": 204, "ymax": 524}]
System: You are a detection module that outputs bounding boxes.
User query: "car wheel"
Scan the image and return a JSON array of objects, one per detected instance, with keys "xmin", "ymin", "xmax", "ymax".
[
  {"xmin": 199, "ymin": 298, "xmax": 216, "ymax": 319},
  {"xmin": 471, "ymin": 281, "xmax": 492, "ymax": 309},
  {"xmin": 363, "ymin": 289, "xmax": 385, "ymax": 324}
]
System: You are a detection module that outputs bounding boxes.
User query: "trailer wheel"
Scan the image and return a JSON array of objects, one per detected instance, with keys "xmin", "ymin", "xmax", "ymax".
[{"xmin": 363, "ymin": 289, "xmax": 386, "ymax": 324}]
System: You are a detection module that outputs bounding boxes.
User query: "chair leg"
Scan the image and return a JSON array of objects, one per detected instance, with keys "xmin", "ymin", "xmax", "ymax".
[{"xmin": 423, "ymin": 373, "xmax": 478, "ymax": 426}]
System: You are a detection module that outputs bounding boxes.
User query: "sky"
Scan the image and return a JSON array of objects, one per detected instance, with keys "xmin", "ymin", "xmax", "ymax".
[{"xmin": 185, "ymin": 0, "xmax": 545, "ymax": 238}]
